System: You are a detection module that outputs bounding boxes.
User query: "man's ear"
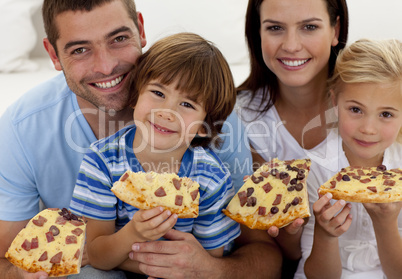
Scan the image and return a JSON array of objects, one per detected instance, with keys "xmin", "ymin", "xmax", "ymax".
[{"xmin": 43, "ymin": 38, "xmax": 62, "ymax": 71}]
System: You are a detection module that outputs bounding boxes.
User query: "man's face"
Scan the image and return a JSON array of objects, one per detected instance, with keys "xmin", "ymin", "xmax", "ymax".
[{"xmin": 45, "ymin": 0, "xmax": 146, "ymax": 112}]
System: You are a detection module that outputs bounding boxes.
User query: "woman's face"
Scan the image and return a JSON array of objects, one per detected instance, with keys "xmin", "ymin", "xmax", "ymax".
[{"xmin": 259, "ymin": 0, "xmax": 339, "ymax": 89}]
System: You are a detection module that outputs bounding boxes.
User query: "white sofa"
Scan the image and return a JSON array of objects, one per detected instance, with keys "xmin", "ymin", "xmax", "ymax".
[{"xmin": 1, "ymin": 0, "xmax": 401, "ymax": 117}]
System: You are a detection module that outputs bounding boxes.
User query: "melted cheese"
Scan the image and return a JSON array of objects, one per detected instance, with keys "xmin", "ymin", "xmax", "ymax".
[{"xmin": 6, "ymin": 208, "xmax": 85, "ymax": 276}]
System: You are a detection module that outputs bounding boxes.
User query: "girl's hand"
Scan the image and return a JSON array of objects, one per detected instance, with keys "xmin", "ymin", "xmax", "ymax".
[
  {"xmin": 364, "ymin": 201, "xmax": 402, "ymax": 225},
  {"xmin": 267, "ymin": 217, "xmax": 308, "ymax": 237},
  {"xmin": 130, "ymin": 207, "xmax": 177, "ymax": 242},
  {"xmin": 313, "ymin": 193, "xmax": 352, "ymax": 237}
]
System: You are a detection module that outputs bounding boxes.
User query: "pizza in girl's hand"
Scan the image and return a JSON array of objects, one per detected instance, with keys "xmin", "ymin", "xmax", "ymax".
[
  {"xmin": 223, "ymin": 158, "xmax": 311, "ymax": 230},
  {"xmin": 5, "ymin": 208, "xmax": 86, "ymax": 277},
  {"xmin": 319, "ymin": 165, "xmax": 402, "ymax": 203},
  {"xmin": 111, "ymin": 170, "xmax": 200, "ymax": 218}
]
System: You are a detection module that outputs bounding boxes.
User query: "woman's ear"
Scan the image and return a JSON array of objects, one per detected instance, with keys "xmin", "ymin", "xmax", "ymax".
[{"xmin": 332, "ymin": 16, "xmax": 341, "ymax": 47}]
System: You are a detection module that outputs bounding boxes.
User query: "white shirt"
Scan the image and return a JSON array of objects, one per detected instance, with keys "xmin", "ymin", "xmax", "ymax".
[{"xmin": 294, "ymin": 129, "xmax": 402, "ymax": 279}]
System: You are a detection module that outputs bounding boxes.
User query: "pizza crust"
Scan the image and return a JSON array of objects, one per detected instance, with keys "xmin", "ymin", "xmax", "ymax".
[
  {"xmin": 319, "ymin": 165, "xmax": 402, "ymax": 203},
  {"xmin": 223, "ymin": 158, "xmax": 311, "ymax": 230},
  {"xmin": 111, "ymin": 170, "xmax": 200, "ymax": 218}
]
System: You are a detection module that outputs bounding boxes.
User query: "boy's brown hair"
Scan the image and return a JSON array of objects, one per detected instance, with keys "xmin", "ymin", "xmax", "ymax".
[
  {"xmin": 129, "ymin": 32, "xmax": 236, "ymax": 148},
  {"xmin": 42, "ymin": 0, "xmax": 138, "ymax": 54}
]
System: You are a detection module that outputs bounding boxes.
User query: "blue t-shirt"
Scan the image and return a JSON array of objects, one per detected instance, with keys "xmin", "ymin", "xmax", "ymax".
[
  {"xmin": 70, "ymin": 126, "xmax": 240, "ymax": 250},
  {"xmin": 0, "ymin": 74, "xmax": 252, "ymax": 221}
]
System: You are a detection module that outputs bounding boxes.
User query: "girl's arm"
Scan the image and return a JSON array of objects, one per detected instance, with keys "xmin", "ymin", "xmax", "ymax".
[
  {"xmin": 304, "ymin": 194, "xmax": 352, "ymax": 279},
  {"xmin": 365, "ymin": 202, "xmax": 402, "ymax": 279}
]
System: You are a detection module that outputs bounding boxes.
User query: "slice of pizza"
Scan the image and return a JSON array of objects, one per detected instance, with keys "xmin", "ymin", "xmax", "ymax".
[
  {"xmin": 223, "ymin": 158, "xmax": 311, "ymax": 230},
  {"xmin": 319, "ymin": 165, "xmax": 402, "ymax": 203},
  {"xmin": 6, "ymin": 208, "xmax": 86, "ymax": 277},
  {"xmin": 111, "ymin": 170, "xmax": 200, "ymax": 218}
]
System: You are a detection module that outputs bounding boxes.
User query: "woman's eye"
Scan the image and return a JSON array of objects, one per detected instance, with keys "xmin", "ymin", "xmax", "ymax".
[
  {"xmin": 304, "ymin": 24, "xmax": 318, "ymax": 31},
  {"xmin": 181, "ymin": 102, "xmax": 195, "ymax": 109},
  {"xmin": 266, "ymin": 25, "xmax": 283, "ymax": 32},
  {"xmin": 152, "ymin": 90, "xmax": 164, "ymax": 98},
  {"xmin": 381, "ymin": 111, "xmax": 393, "ymax": 118}
]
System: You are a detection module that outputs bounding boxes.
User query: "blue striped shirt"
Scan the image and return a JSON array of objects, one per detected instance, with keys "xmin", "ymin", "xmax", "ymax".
[{"xmin": 70, "ymin": 125, "xmax": 240, "ymax": 250}]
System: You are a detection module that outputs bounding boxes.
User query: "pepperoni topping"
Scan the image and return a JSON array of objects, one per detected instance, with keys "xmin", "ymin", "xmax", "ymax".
[
  {"xmin": 360, "ymin": 178, "xmax": 371, "ymax": 184},
  {"xmin": 260, "ymin": 171, "xmax": 269, "ymax": 178},
  {"xmin": 21, "ymin": 239, "xmax": 31, "ymax": 251},
  {"xmin": 272, "ymin": 194, "xmax": 282, "ymax": 205},
  {"xmin": 50, "ymin": 252, "xmax": 63, "ymax": 264},
  {"xmin": 120, "ymin": 172, "xmax": 129, "ymax": 182},
  {"xmin": 357, "ymin": 169, "xmax": 365, "ymax": 176},
  {"xmin": 71, "ymin": 228, "xmax": 84, "ymax": 236},
  {"xmin": 74, "ymin": 249, "xmax": 81, "ymax": 259},
  {"xmin": 367, "ymin": 186, "xmax": 377, "ymax": 193},
  {"xmin": 46, "ymin": 231, "xmax": 55, "ymax": 243},
  {"xmin": 384, "ymin": 179, "xmax": 396, "ymax": 186},
  {"xmin": 32, "ymin": 215, "xmax": 47, "ymax": 227},
  {"xmin": 70, "ymin": 220, "xmax": 85, "ymax": 227},
  {"xmin": 49, "ymin": 225, "xmax": 60, "ymax": 236},
  {"xmin": 175, "ymin": 195, "xmax": 183, "ymax": 206},
  {"xmin": 283, "ymin": 203, "xmax": 291, "ymax": 214},
  {"xmin": 282, "ymin": 176, "xmax": 290, "ymax": 186},
  {"xmin": 31, "ymin": 237, "xmax": 39, "ymax": 249},
  {"xmin": 66, "ymin": 235, "xmax": 77, "ymax": 244},
  {"xmin": 238, "ymin": 191, "xmax": 248, "ymax": 207},
  {"xmin": 154, "ymin": 187, "xmax": 166, "ymax": 197},
  {"xmin": 38, "ymin": 251, "xmax": 48, "ymax": 261},
  {"xmin": 172, "ymin": 178, "xmax": 181, "ymax": 190},
  {"xmin": 190, "ymin": 189, "xmax": 199, "ymax": 201},
  {"xmin": 336, "ymin": 173, "xmax": 343, "ymax": 182},
  {"xmin": 384, "ymin": 187, "xmax": 392, "ymax": 191},
  {"xmin": 262, "ymin": 183, "xmax": 272, "ymax": 193},
  {"xmin": 330, "ymin": 181, "xmax": 336, "ymax": 188},
  {"xmin": 55, "ymin": 216, "xmax": 67, "ymax": 225},
  {"xmin": 258, "ymin": 206, "xmax": 266, "ymax": 216}
]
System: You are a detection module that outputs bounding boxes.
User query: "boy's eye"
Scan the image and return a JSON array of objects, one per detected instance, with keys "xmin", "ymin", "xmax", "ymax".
[
  {"xmin": 349, "ymin": 107, "xmax": 361, "ymax": 114},
  {"xmin": 181, "ymin": 102, "xmax": 195, "ymax": 109},
  {"xmin": 152, "ymin": 90, "xmax": 165, "ymax": 98},
  {"xmin": 380, "ymin": 111, "xmax": 393, "ymax": 118}
]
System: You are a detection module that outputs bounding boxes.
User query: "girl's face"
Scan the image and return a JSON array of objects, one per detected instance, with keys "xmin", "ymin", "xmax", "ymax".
[
  {"xmin": 259, "ymin": 0, "xmax": 339, "ymax": 89},
  {"xmin": 336, "ymin": 82, "xmax": 402, "ymax": 167},
  {"xmin": 133, "ymin": 79, "xmax": 207, "ymax": 154}
]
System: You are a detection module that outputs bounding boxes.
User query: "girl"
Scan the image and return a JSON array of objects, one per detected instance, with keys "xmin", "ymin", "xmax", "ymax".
[{"xmin": 301, "ymin": 39, "xmax": 402, "ymax": 278}]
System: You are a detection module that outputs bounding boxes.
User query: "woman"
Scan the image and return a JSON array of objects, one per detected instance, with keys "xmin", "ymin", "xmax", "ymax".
[{"xmin": 237, "ymin": 0, "xmax": 348, "ymax": 164}]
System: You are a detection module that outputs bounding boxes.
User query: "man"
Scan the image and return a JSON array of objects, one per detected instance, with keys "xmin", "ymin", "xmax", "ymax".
[{"xmin": 0, "ymin": 0, "xmax": 283, "ymax": 278}]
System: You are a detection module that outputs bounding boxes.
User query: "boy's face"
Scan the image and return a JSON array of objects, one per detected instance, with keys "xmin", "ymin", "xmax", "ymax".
[
  {"xmin": 133, "ymin": 79, "xmax": 207, "ymax": 154},
  {"xmin": 336, "ymin": 82, "xmax": 402, "ymax": 167}
]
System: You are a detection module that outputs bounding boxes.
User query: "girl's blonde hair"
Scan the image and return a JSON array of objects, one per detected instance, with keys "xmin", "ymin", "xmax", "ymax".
[{"xmin": 329, "ymin": 38, "xmax": 402, "ymax": 142}]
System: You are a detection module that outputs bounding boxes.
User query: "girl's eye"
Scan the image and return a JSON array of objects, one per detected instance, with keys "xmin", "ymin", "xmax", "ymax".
[
  {"xmin": 181, "ymin": 102, "xmax": 195, "ymax": 109},
  {"xmin": 152, "ymin": 90, "xmax": 165, "ymax": 98},
  {"xmin": 304, "ymin": 24, "xmax": 318, "ymax": 31},
  {"xmin": 349, "ymin": 107, "xmax": 361, "ymax": 114},
  {"xmin": 380, "ymin": 111, "xmax": 393, "ymax": 118}
]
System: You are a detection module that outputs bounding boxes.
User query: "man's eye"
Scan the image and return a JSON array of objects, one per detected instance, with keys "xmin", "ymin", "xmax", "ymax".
[
  {"xmin": 381, "ymin": 111, "xmax": 393, "ymax": 118},
  {"xmin": 115, "ymin": 36, "xmax": 126, "ymax": 43},
  {"xmin": 72, "ymin": 48, "xmax": 86, "ymax": 55},
  {"xmin": 152, "ymin": 90, "xmax": 164, "ymax": 98}
]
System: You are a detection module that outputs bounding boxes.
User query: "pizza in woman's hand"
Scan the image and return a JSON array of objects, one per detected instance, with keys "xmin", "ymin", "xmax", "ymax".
[
  {"xmin": 6, "ymin": 208, "xmax": 86, "ymax": 277},
  {"xmin": 223, "ymin": 158, "xmax": 311, "ymax": 230},
  {"xmin": 111, "ymin": 170, "xmax": 200, "ymax": 218},
  {"xmin": 319, "ymin": 165, "xmax": 402, "ymax": 203}
]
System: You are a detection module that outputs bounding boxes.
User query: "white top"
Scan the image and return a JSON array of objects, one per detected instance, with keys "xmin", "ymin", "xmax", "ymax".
[{"xmin": 294, "ymin": 129, "xmax": 402, "ymax": 279}]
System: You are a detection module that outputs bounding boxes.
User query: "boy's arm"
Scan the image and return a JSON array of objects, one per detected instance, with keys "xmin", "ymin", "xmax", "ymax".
[{"xmin": 366, "ymin": 202, "xmax": 402, "ymax": 279}]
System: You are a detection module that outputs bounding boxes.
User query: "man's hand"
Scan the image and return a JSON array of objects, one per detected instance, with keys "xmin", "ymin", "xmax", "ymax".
[{"xmin": 129, "ymin": 229, "xmax": 219, "ymax": 279}]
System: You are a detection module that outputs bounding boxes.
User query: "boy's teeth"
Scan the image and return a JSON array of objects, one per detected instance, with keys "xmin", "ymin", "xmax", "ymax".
[
  {"xmin": 95, "ymin": 75, "xmax": 123, "ymax": 89},
  {"xmin": 281, "ymin": 59, "xmax": 308, "ymax": 67}
]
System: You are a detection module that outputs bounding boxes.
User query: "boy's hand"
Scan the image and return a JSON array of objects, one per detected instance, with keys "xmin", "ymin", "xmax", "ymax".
[
  {"xmin": 313, "ymin": 193, "xmax": 352, "ymax": 237},
  {"xmin": 364, "ymin": 201, "xmax": 402, "ymax": 225},
  {"xmin": 130, "ymin": 207, "xmax": 178, "ymax": 242}
]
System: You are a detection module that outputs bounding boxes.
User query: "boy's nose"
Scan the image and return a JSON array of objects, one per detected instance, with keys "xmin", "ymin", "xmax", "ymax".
[{"xmin": 156, "ymin": 109, "xmax": 176, "ymax": 121}]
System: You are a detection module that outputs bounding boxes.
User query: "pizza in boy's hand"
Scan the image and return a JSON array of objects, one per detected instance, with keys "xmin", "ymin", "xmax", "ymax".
[
  {"xmin": 319, "ymin": 165, "xmax": 402, "ymax": 203},
  {"xmin": 111, "ymin": 170, "xmax": 200, "ymax": 218},
  {"xmin": 5, "ymin": 208, "xmax": 86, "ymax": 277},
  {"xmin": 223, "ymin": 158, "xmax": 311, "ymax": 230}
]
